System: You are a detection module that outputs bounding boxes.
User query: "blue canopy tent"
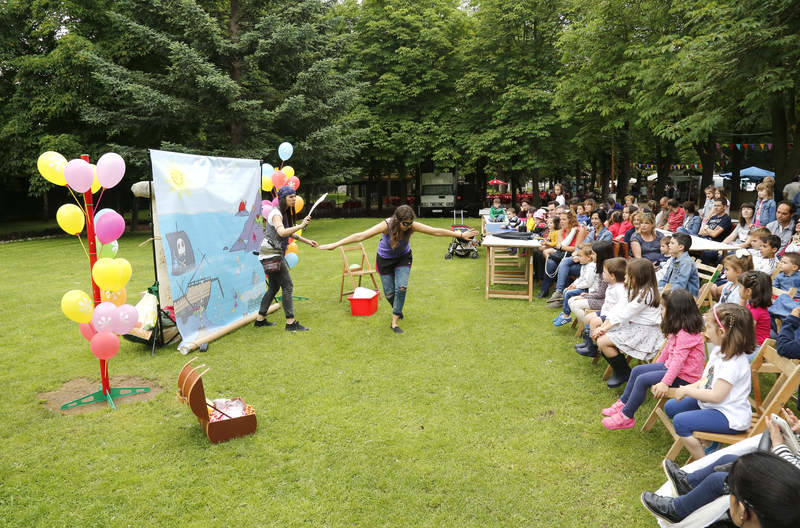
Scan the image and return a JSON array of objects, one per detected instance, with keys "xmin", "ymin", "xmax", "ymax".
[{"xmin": 719, "ymin": 166, "xmax": 775, "ymax": 181}]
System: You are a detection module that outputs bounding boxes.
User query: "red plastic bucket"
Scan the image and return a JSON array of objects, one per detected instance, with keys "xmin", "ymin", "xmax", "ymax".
[{"xmin": 348, "ymin": 294, "xmax": 378, "ymax": 316}]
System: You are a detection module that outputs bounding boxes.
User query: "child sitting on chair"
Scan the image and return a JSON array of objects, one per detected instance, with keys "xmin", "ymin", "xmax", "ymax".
[
  {"xmin": 489, "ymin": 197, "xmax": 506, "ymax": 222},
  {"xmin": 553, "ymin": 244, "xmax": 596, "ymax": 326},
  {"xmin": 713, "ymin": 250, "xmax": 753, "ymax": 306},
  {"xmin": 773, "ymin": 252, "xmax": 800, "ymax": 291},
  {"xmin": 657, "ymin": 233, "xmax": 700, "ymax": 296},
  {"xmin": 752, "ymin": 234, "xmax": 780, "ymax": 275},
  {"xmin": 504, "ymin": 207, "xmax": 521, "ymax": 230},
  {"xmin": 654, "ymin": 236, "xmax": 672, "ymax": 281},
  {"xmin": 600, "ymin": 289, "xmax": 706, "ymax": 430},
  {"xmin": 575, "ymin": 257, "xmax": 627, "ymax": 358}
]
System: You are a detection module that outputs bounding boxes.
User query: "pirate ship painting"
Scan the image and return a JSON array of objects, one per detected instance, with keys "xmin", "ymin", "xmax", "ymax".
[{"xmin": 165, "ymin": 230, "xmax": 224, "ymax": 324}]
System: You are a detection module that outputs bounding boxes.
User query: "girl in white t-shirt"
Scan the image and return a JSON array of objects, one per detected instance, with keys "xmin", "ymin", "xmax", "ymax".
[{"xmin": 664, "ymin": 303, "xmax": 755, "ymax": 460}]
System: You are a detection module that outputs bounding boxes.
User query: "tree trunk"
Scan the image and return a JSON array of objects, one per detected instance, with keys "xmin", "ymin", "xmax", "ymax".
[
  {"xmin": 617, "ymin": 128, "xmax": 630, "ymax": 199},
  {"xmin": 695, "ymin": 137, "xmax": 716, "ymax": 191},
  {"xmin": 476, "ymin": 157, "xmax": 487, "ymax": 207},
  {"xmin": 41, "ymin": 191, "xmax": 49, "ymax": 220},
  {"xmin": 590, "ymin": 158, "xmax": 597, "ymax": 199},
  {"xmin": 730, "ymin": 142, "xmax": 744, "ymax": 209}
]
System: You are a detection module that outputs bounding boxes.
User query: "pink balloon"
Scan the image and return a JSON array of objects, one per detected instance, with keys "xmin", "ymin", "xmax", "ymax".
[
  {"xmin": 96, "ymin": 152, "xmax": 125, "ymax": 188},
  {"xmin": 271, "ymin": 197, "xmax": 279, "ymax": 207},
  {"xmin": 261, "ymin": 203, "xmax": 273, "ymax": 217},
  {"xmin": 272, "ymin": 170, "xmax": 286, "ymax": 189},
  {"xmin": 111, "ymin": 304, "xmax": 138, "ymax": 335},
  {"xmin": 90, "ymin": 331, "xmax": 120, "ymax": 360},
  {"xmin": 94, "ymin": 208, "xmax": 112, "ymax": 223},
  {"xmin": 64, "ymin": 159, "xmax": 94, "ymax": 193},
  {"xmin": 91, "ymin": 302, "xmax": 118, "ymax": 332},
  {"xmin": 286, "ymin": 176, "xmax": 300, "ymax": 191},
  {"xmin": 95, "ymin": 210, "xmax": 125, "ymax": 244},
  {"xmin": 79, "ymin": 322, "xmax": 97, "ymax": 342}
]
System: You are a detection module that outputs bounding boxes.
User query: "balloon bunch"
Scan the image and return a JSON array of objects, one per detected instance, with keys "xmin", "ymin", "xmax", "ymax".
[
  {"xmin": 260, "ymin": 142, "xmax": 304, "ymax": 269},
  {"xmin": 38, "ymin": 150, "xmax": 138, "ymax": 362}
]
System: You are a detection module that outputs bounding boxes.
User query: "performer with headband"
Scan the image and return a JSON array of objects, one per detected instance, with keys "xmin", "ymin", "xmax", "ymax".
[{"xmin": 319, "ymin": 205, "xmax": 477, "ymax": 334}]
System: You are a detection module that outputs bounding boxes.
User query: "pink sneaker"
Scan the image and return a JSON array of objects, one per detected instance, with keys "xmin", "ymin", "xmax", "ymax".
[
  {"xmin": 601, "ymin": 400, "xmax": 624, "ymax": 417},
  {"xmin": 601, "ymin": 412, "xmax": 635, "ymax": 430}
]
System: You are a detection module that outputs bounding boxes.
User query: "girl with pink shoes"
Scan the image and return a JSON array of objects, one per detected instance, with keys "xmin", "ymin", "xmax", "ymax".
[{"xmin": 601, "ymin": 289, "xmax": 706, "ymax": 430}]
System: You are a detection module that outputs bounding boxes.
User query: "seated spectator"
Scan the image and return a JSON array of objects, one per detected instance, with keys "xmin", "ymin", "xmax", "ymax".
[
  {"xmin": 552, "ymin": 244, "xmax": 596, "ymax": 326},
  {"xmin": 699, "ymin": 185, "xmax": 715, "ymax": 224},
  {"xmin": 624, "ymin": 194, "xmax": 635, "ymax": 207},
  {"xmin": 782, "ymin": 216, "xmax": 800, "ymax": 253},
  {"xmin": 699, "ymin": 197, "xmax": 734, "ymax": 265},
  {"xmin": 658, "ymin": 233, "xmax": 700, "ymax": 296},
  {"xmin": 655, "ymin": 236, "xmax": 672, "ymax": 283},
  {"xmin": 575, "ymin": 204, "xmax": 589, "ymax": 225},
  {"xmin": 777, "ymin": 306, "xmax": 800, "ymax": 359},
  {"xmin": 518, "ymin": 200, "xmax": 530, "ymax": 221},
  {"xmin": 713, "ymin": 251, "xmax": 753, "ymax": 306},
  {"xmin": 583, "ymin": 198, "xmax": 596, "ymax": 218},
  {"xmin": 773, "ymin": 252, "xmax": 800, "ymax": 291},
  {"xmin": 767, "ymin": 201, "xmax": 796, "ymax": 254},
  {"xmin": 540, "ymin": 211, "xmax": 583, "ymax": 299},
  {"xmin": 489, "ymin": 197, "xmax": 506, "ymax": 222},
  {"xmin": 655, "ymin": 197, "xmax": 670, "ymax": 228},
  {"xmin": 630, "ymin": 212, "xmax": 666, "ymax": 264},
  {"xmin": 504, "ymin": 207, "xmax": 522, "ymax": 230},
  {"xmin": 568, "ymin": 241, "xmax": 615, "ymax": 329},
  {"xmin": 737, "ymin": 270, "xmax": 773, "ymax": 357},
  {"xmin": 722, "ymin": 202, "xmax": 756, "ymax": 247},
  {"xmin": 576, "ymin": 256, "xmax": 627, "ymax": 357},
  {"xmin": 666, "ymin": 199, "xmax": 685, "ymax": 232},
  {"xmin": 751, "ymin": 235, "xmax": 780, "ymax": 275},
  {"xmin": 624, "ymin": 211, "xmax": 641, "ymax": 246},
  {"xmin": 607, "ymin": 210, "xmax": 627, "ymax": 241},
  {"xmin": 676, "ymin": 201, "xmax": 701, "ymax": 236},
  {"xmin": 641, "ymin": 443, "xmax": 800, "ymax": 525}
]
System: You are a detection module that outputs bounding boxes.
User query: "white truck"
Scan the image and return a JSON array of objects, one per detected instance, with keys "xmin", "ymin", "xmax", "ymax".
[{"xmin": 419, "ymin": 170, "xmax": 456, "ymax": 216}]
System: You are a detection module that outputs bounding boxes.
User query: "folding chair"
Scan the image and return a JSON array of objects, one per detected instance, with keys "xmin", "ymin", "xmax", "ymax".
[
  {"xmin": 694, "ymin": 260, "xmax": 722, "ymax": 311},
  {"xmin": 338, "ymin": 243, "xmax": 381, "ymax": 302},
  {"xmin": 659, "ymin": 341, "xmax": 800, "ymax": 463}
]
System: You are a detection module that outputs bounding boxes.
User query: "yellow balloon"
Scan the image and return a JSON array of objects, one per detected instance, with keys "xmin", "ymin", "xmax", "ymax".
[
  {"xmin": 294, "ymin": 196, "xmax": 305, "ymax": 213},
  {"xmin": 90, "ymin": 164, "xmax": 101, "ymax": 193},
  {"xmin": 262, "ymin": 174, "xmax": 274, "ymax": 192},
  {"xmin": 285, "ymin": 242, "xmax": 299, "ymax": 255},
  {"xmin": 61, "ymin": 289, "xmax": 94, "ymax": 323},
  {"xmin": 56, "ymin": 204, "xmax": 85, "ymax": 235},
  {"xmin": 116, "ymin": 258, "xmax": 132, "ymax": 287},
  {"xmin": 92, "ymin": 258, "xmax": 123, "ymax": 291},
  {"xmin": 37, "ymin": 151, "xmax": 68, "ymax": 186},
  {"xmin": 101, "ymin": 287, "xmax": 127, "ymax": 307},
  {"xmin": 283, "ymin": 166, "xmax": 295, "ymax": 178},
  {"xmin": 295, "ymin": 229, "xmax": 303, "ymax": 237}
]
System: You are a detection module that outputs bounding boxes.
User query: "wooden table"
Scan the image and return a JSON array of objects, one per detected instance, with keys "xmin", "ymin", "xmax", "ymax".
[{"xmin": 481, "ymin": 235, "xmax": 542, "ymax": 301}]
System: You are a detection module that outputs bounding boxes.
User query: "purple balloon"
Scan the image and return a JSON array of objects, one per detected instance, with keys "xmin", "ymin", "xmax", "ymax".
[
  {"xmin": 64, "ymin": 159, "xmax": 94, "ymax": 193},
  {"xmin": 111, "ymin": 304, "xmax": 138, "ymax": 335},
  {"xmin": 96, "ymin": 153, "xmax": 126, "ymax": 189},
  {"xmin": 91, "ymin": 302, "xmax": 117, "ymax": 332},
  {"xmin": 95, "ymin": 209, "xmax": 125, "ymax": 244}
]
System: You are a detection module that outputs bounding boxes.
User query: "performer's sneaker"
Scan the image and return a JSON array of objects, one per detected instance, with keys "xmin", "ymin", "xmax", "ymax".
[
  {"xmin": 254, "ymin": 319, "xmax": 275, "ymax": 328},
  {"xmin": 285, "ymin": 321, "xmax": 309, "ymax": 332}
]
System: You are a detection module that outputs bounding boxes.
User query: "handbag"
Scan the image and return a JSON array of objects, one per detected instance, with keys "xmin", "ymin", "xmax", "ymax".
[{"xmin": 259, "ymin": 247, "xmax": 283, "ymax": 275}]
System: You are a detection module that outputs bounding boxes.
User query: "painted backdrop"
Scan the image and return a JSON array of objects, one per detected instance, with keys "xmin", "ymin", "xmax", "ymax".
[{"xmin": 150, "ymin": 150, "xmax": 265, "ymax": 344}]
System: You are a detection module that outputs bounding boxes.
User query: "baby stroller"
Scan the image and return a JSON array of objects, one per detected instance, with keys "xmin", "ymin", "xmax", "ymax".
[{"xmin": 445, "ymin": 210, "xmax": 480, "ymax": 259}]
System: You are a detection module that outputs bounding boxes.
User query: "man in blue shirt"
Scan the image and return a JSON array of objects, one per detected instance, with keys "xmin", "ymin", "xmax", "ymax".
[
  {"xmin": 698, "ymin": 198, "xmax": 733, "ymax": 265},
  {"xmin": 658, "ymin": 233, "xmax": 700, "ymax": 296}
]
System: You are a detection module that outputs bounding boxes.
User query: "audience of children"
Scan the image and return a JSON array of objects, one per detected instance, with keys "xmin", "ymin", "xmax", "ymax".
[
  {"xmin": 664, "ymin": 303, "xmax": 755, "ymax": 461},
  {"xmin": 592, "ymin": 259, "xmax": 664, "ymax": 387},
  {"xmin": 600, "ymin": 289, "xmax": 706, "ymax": 430},
  {"xmin": 657, "ymin": 233, "xmax": 700, "ymax": 296},
  {"xmin": 552, "ymin": 244, "xmax": 597, "ymax": 326}
]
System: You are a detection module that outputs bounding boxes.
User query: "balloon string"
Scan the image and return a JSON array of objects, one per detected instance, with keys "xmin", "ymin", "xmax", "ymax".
[
  {"xmin": 69, "ymin": 187, "xmax": 87, "ymax": 216},
  {"xmin": 94, "ymin": 188, "xmax": 106, "ymax": 211},
  {"xmin": 76, "ymin": 234, "xmax": 90, "ymax": 261}
]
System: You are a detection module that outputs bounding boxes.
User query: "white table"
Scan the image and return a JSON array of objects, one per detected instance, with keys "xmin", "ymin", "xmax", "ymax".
[
  {"xmin": 656, "ymin": 229, "xmax": 739, "ymax": 252},
  {"xmin": 481, "ymin": 235, "xmax": 542, "ymax": 301}
]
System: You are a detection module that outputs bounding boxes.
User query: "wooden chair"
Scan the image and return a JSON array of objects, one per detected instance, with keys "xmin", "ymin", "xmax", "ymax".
[
  {"xmin": 612, "ymin": 240, "xmax": 629, "ymax": 259},
  {"xmin": 338, "ymin": 243, "xmax": 380, "ymax": 302},
  {"xmin": 658, "ymin": 341, "xmax": 800, "ymax": 463},
  {"xmin": 694, "ymin": 260, "xmax": 722, "ymax": 311}
]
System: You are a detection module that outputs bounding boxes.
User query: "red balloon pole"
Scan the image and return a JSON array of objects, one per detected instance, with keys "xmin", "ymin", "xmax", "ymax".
[{"xmin": 81, "ymin": 154, "xmax": 110, "ymax": 395}]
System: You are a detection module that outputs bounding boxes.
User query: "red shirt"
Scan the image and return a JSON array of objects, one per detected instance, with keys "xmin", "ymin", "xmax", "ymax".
[
  {"xmin": 748, "ymin": 305, "xmax": 771, "ymax": 345},
  {"xmin": 668, "ymin": 208, "xmax": 685, "ymax": 232},
  {"xmin": 608, "ymin": 220, "xmax": 633, "ymax": 240}
]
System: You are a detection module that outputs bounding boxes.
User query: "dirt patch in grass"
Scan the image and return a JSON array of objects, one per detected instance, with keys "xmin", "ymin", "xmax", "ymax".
[{"xmin": 38, "ymin": 376, "xmax": 163, "ymax": 414}]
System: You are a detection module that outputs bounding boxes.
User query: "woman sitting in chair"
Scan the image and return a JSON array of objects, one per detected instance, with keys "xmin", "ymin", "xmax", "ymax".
[{"xmin": 319, "ymin": 205, "xmax": 477, "ymax": 334}]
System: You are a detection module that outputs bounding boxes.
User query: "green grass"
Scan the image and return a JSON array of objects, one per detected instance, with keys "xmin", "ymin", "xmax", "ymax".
[{"xmin": 1, "ymin": 217, "xmax": 679, "ymax": 526}]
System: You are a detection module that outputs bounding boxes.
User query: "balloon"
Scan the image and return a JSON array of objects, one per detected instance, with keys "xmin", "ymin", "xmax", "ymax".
[
  {"xmin": 101, "ymin": 287, "xmax": 126, "ymax": 307},
  {"xmin": 272, "ymin": 170, "xmax": 286, "ymax": 189},
  {"xmin": 90, "ymin": 331, "xmax": 120, "ymax": 360},
  {"xmin": 98, "ymin": 239, "xmax": 119, "ymax": 258},
  {"xmin": 272, "ymin": 197, "xmax": 279, "ymax": 207},
  {"xmin": 92, "ymin": 302, "xmax": 118, "ymax": 332},
  {"xmin": 295, "ymin": 228, "xmax": 303, "ymax": 237},
  {"xmin": 61, "ymin": 290, "xmax": 94, "ymax": 323},
  {"xmin": 278, "ymin": 142, "xmax": 293, "ymax": 161},
  {"xmin": 64, "ymin": 158, "xmax": 94, "ymax": 193},
  {"xmin": 287, "ymin": 176, "xmax": 300, "ymax": 191},
  {"xmin": 56, "ymin": 204, "xmax": 85, "ymax": 235},
  {"xmin": 79, "ymin": 322, "xmax": 97, "ymax": 342},
  {"xmin": 92, "ymin": 258, "xmax": 124, "ymax": 291},
  {"xmin": 285, "ymin": 252, "xmax": 299, "ymax": 268},
  {"xmin": 90, "ymin": 164, "xmax": 102, "ymax": 194},
  {"xmin": 38, "ymin": 151, "xmax": 68, "ymax": 186},
  {"xmin": 95, "ymin": 209, "xmax": 125, "ymax": 244},
  {"xmin": 96, "ymin": 152, "xmax": 126, "ymax": 189},
  {"xmin": 294, "ymin": 196, "xmax": 305, "ymax": 213},
  {"xmin": 285, "ymin": 242, "xmax": 299, "ymax": 255},
  {"xmin": 261, "ymin": 202, "xmax": 273, "ymax": 218},
  {"xmin": 111, "ymin": 304, "xmax": 138, "ymax": 335},
  {"xmin": 116, "ymin": 258, "xmax": 132, "ymax": 287},
  {"xmin": 283, "ymin": 166, "xmax": 295, "ymax": 179},
  {"xmin": 262, "ymin": 174, "xmax": 274, "ymax": 192}
]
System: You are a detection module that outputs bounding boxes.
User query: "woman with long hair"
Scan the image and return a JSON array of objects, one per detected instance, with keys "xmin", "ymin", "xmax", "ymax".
[
  {"xmin": 319, "ymin": 205, "xmax": 477, "ymax": 333},
  {"xmin": 255, "ymin": 185, "xmax": 318, "ymax": 331}
]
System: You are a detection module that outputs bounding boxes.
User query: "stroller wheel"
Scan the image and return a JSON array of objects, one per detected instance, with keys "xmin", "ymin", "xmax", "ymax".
[
  {"xmin": 470, "ymin": 251, "xmax": 479, "ymax": 259},
  {"xmin": 444, "ymin": 253, "xmax": 453, "ymax": 260}
]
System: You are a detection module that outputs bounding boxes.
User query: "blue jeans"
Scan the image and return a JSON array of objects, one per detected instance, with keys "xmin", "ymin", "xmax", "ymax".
[
  {"xmin": 540, "ymin": 257, "xmax": 579, "ymax": 295},
  {"xmin": 665, "ymin": 397, "xmax": 742, "ymax": 437},
  {"xmin": 562, "ymin": 288, "xmax": 586, "ymax": 315},
  {"xmin": 619, "ymin": 363, "xmax": 689, "ymax": 418},
  {"xmin": 672, "ymin": 454, "xmax": 738, "ymax": 519},
  {"xmin": 380, "ymin": 265, "xmax": 411, "ymax": 317}
]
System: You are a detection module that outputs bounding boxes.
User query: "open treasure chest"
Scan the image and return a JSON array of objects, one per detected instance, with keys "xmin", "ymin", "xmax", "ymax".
[{"xmin": 177, "ymin": 358, "xmax": 257, "ymax": 443}]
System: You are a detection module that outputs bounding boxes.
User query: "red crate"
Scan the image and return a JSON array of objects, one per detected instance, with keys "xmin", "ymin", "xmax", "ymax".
[{"xmin": 348, "ymin": 294, "xmax": 378, "ymax": 316}]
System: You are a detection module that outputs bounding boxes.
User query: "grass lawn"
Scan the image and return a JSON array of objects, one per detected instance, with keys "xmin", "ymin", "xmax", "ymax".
[{"xmin": 1, "ymin": 217, "xmax": 680, "ymax": 526}]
